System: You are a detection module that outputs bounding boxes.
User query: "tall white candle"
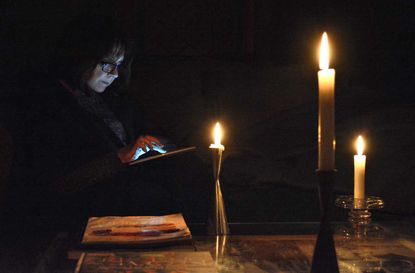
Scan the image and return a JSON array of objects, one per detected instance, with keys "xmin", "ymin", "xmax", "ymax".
[
  {"xmin": 354, "ymin": 135, "xmax": 366, "ymax": 200},
  {"xmin": 318, "ymin": 32, "xmax": 336, "ymax": 171}
]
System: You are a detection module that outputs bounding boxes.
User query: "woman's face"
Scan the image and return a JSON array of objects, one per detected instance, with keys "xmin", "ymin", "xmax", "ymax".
[{"xmin": 86, "ymin": 54, "xmax": 124, "ymax": 93}]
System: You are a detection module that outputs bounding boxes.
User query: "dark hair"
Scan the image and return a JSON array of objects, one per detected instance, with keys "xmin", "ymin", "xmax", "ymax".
[{"xmin": 55, "ymin": 14, "xmax": 133, "ymax": 93}]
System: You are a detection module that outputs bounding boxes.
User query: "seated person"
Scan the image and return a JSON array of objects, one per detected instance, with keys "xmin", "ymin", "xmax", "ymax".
[{"xmin": 5, "ymin": 15, "xmax": 193, "ymax": 231}]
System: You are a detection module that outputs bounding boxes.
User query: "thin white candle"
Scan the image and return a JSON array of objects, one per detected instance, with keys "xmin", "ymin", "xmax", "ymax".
[
  {"xmin": 318, "ymin": 32, "xmax": 336, "ymax": 171},
  {"xmin": 208, "ymin": 121, "xmax": 229, "ymax": 235},
  {"xmin": 354, "ymin": 136, "xmax": 366, "ymax": 200}
]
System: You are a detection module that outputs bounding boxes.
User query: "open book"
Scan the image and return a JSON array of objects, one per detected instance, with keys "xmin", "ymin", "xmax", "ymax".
[{"xmin": 81, "ymin": 213, "xmax": 192, "ymax": 247}]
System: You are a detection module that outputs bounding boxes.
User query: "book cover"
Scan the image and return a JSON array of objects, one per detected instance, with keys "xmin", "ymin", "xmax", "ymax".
[
  {"xmin": 81, "ymin": 213, "xmax": 192, "ymax": 247},
  {"xmin": 74, "ymin": 251, "xmax": 218, "ymax": 273}
]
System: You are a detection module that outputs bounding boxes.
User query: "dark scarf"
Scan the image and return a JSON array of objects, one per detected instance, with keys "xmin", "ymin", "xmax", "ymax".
[{"xmin": 59, "ymin": 80, "xmax": 127, "ymax": 146}]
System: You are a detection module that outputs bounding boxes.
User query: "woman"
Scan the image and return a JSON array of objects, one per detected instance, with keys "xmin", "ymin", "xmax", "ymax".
[
  {"xmin": 56, "ymin": 18, "xmax": 166, "ymax": 166},
  {"xmin": 7, "ymin": 15, "xmax": 179, "ymax": 230}
]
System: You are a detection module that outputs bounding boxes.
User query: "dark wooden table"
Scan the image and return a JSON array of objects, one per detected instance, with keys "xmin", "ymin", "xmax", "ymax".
[{"xmin": 2, "ymin": 222, "xmax": 415, "ymax": 272}]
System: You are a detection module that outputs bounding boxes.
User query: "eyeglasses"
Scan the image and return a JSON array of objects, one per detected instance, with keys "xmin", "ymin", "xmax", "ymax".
[{"xmin": 100, "ymin": 62, "xmax": 123, "ymax": 73}]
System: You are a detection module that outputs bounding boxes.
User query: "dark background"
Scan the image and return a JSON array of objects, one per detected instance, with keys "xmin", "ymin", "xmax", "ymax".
[
  {"xmin": 1, "ymin": 1, "xmax": 415, "ymax": 223},
  {"xmin": 2, "ymin": 1, "xmax": 414, "ymax": 97}
]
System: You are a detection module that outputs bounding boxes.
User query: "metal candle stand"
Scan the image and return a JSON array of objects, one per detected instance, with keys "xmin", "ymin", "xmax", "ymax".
[
  {"xmin": 207, "ymin": 147, "xmax": 229, "ymax": 235},
  {"xmin": 310, "ymin": 170, "xmax": 340, "ymax": 273},
  {"xmin": 335, "ymin": 195, "xmax": 384, "ymax": 238}
]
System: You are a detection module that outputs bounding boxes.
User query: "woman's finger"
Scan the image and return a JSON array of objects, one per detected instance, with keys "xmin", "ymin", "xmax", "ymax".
[
  {"xmin": 136, "ymin": 137, "xmax": 153, "ymax": 151},
  {"xmin": 144, "ymin": 135, "xmax": 163, "ymax": 147}
]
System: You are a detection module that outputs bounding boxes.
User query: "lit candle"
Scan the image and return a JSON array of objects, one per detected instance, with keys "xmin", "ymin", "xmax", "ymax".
[
  {"xmin": 209, "ymin": 122, "xmax": 225, "ymax": 150},
  {"xmin": 208, "ymin": 121, "xmax": 229, "ymax": 235},
  {"xmin": 318, "ymin": 32, "xmax": 336, "ymax": 171},
  {"xmin": 354, "ymin": 135, "xmax": 366, "ymax": 200}
]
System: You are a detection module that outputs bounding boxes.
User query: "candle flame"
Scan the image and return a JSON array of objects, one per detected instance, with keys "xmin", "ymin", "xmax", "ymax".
[
  {"xmin": 214, "ymin": 122, "xmax": 222, "ymax": 145},
  {"xmin": 319, "ymin": 32, "xmax": 329, "ymax": 70},
  {"xmin": 356, "ymin": 135, "xmax": 364, "ymax": 155}
]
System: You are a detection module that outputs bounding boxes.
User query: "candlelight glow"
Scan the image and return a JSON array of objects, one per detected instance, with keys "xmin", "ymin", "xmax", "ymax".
[
  {"xmin": 356, "ymin": 135, "xmax": 365, "ymax": 156},
  {"xmin": 210, "ymin": 122, "xmax": 225, "ymax": 150},
  {"xmin": 319, "ymin": 32, "xmax": 329, "ymax": 70},
  {"xmin": 214, "ymin": 122, "xmax": 222, "ymax": 145}
]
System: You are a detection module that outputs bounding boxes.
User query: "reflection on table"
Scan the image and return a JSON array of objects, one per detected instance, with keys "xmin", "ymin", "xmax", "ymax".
[
  {"xmin": 192, "ymin": 222, "xmax": 415, "ymax": 273},
  {"xmin": 195, "ymin": 234, "xmax": 415, "ymax": 272}
]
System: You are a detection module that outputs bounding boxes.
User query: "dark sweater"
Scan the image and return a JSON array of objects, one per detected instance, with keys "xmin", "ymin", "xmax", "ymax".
[{"xmin": 6, "ymin": 81, "xmax": 166, "ymax": 228}]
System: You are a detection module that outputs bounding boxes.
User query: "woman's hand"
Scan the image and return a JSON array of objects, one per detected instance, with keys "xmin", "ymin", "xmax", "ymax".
[{"xmin": 117, "ymin": 135, "xmax": 166, "ymax": 164}]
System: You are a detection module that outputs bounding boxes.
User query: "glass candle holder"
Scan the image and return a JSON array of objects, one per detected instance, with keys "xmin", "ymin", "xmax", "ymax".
[{"xmin": 335, "ymin": 195, "xmax": 384, "ymax": 238}]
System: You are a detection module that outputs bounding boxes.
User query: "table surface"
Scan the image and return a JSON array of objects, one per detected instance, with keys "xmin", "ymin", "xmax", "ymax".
[{"xmin": 2, "ymin": 221, "xmax": 415, "ymax": 273}]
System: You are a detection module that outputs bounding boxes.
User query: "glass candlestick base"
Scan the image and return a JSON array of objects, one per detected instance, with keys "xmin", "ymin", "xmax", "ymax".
[{"xmin": 335, "ymin": 195, "xmax": 384, "ymax": 239}]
